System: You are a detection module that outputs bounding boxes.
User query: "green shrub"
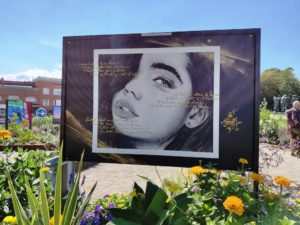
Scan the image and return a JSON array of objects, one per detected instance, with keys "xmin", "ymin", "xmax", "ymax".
[
  {"xmin": 0, "ymin": 148, "xmax": 56, "ymax": 220},
  {"xmin": 6, "ymin": 114, "xmax": 58, "ymax": 145},
  {"xmin": 4, "ymin": 147, "xmax": 96, "ymax": 225},
  {"xmin": 260, "ymin": 99, "xmax": 289, "ymax": 144},
  {"xmin": 32, "ymin": 116, "xmax": 53, "ymax": 130},
  {"xmin": 107, "ymin": 162, "xmax": 300, "ymax": 225}
]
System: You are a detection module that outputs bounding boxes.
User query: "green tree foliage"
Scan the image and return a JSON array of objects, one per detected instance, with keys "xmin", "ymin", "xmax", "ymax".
[{"xmin": 260, "ymin": 67, "xmax": 300, "ymax": 109}]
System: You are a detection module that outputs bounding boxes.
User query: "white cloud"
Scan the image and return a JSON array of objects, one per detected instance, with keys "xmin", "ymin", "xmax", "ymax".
[{"xmin": 0, "ymin": 65, "xmax": 62, "ymax": 81}]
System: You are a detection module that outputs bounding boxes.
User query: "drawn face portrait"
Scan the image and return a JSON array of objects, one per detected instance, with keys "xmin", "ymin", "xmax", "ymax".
[{"xmin": 112, "ymin": 53, "xmax": 195, "ymax": 145}]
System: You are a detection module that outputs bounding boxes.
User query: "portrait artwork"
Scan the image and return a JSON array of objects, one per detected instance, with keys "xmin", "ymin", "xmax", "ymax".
[
  {"xmin": 93, "ymin": 47, "xmax": 220, "ymax": 158},
  {"xmin": 62, "ymin": 29, "xmax": 260, "ymax": 169}
]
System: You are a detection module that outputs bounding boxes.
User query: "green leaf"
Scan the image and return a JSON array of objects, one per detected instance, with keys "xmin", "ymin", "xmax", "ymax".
[
  {"xmin": 144, "ymin": 182, "xmax": 160, "ymax": 209},
  {"xmin": 25, "ymin": 168, "xmax": 34, "ymax": 175},
  {"xmin": 62, "ymin": 151, "xmax": 84, "ymax": 224},
  {"xmin": 30, "ymin": 214, "xmax": 37, "ymax": 225},
  {"xmin": 73, "ymin": 181, "xmax": 97, "ymax": 225},
  {"xmin": 110, "ymin": 208, "xmax": 140, "ymax": 222},
  {"xmin": 40, "ymin": 170, "xmax": 50, "ymax": 225},
  {"xmin": 25, "ymin": 177, "xmax": 40, "ymax": 225},
  {"xmin": 153, "ymin": 209, "xmax": 169, "ymax": 225},
  {"xmin": 169, "ymin": 193, "xmax": 191, "ymax": 223},
  {"xmin": 54, "ymin": 144, "xmax": 63, "ymax": 225},
  {"xmin": 141, "ymin": 186, "xmax": 168, "ymax": 224},
  {"xmin": 133, "ymin": 182, "xmax": 144, "ymax": 195},
  {"xmin": 5, "ymin": 169, "xmax": 31, "ymax": 225}
]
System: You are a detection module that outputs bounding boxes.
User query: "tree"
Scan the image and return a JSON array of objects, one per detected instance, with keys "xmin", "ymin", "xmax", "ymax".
[{"xmin": 260, "ymin": 67, "xmax": 300, "ymax": 109}]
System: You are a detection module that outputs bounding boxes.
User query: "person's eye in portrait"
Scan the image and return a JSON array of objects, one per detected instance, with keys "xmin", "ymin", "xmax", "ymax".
[{"xmin": 107, "ymin": 52, "xmax": 214, "ymax": 152}]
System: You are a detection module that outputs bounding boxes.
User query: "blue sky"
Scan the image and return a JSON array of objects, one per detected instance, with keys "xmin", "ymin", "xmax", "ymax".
[{"xmin": 0, "ymin": 0, "xmax": 299, "ymax": 80}]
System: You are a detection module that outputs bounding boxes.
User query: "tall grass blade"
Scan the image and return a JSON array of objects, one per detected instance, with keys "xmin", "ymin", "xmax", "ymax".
[
  {"xmin": 25, "ymin": 177, "xmax": 40, "ymax": 225},
  {"xmin": 62, "ymin": 151, "xmax": 84, "ymax": 224},
  {"xmin": 54, "ymin": 144, "xmax": 63, "ymax": 225},
  {"xmin": 73, "ymin": 181, "xmax": 98, "ymax": 225},
  {"xmin": 6, "ymin": 170, "xmax": 31, "ymax": 225},
  {"xmin": 40, "ymin": 171, "xmax": 50, "ymax": 225}
]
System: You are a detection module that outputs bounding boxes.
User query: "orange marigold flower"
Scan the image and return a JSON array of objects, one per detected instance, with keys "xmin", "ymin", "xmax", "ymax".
[
  {"xmin": 239, "ymin": 158, "xmax": 248, "ymax": 164},
  {"xmin": 189, "ymin": 166, "xmax": 206, "ymax": 175},
  {"xmin": 3, "ymin": 134, "xmax": 11, "ymax": 139},
  {"xmin": 223, "ymin": 196, "xmax": 244, "ymax": 216},
  {"xmin": 50, "ymin": 215, "xmax": 63, "ymax": 225},
  {"xmin": 0, "ymin": 130, "xmax": 11, "ymax": 139},
  {"xmin": 251, "ymin": 172, "xmax": 265, "ymax": 184},
  {"xmin": 274, "ymin": 176, "xmax": 291, "ymax": 187}
]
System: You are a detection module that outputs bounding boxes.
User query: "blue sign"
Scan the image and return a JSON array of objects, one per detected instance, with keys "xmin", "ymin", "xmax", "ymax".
[{"xmin": 36, "ymin": 107, "xmax": 47, "ymax": 118}]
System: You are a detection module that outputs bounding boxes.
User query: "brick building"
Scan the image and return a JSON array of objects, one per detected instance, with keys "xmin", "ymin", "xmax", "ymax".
[{"xmin": 0, "ymin": 76, "xmax": 62, "ymax": 113}]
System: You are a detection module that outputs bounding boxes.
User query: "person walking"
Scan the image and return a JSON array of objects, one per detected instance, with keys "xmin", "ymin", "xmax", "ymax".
[{"xmin": 286, "ymin": 101, "xmax": 300, "ymax": 156}]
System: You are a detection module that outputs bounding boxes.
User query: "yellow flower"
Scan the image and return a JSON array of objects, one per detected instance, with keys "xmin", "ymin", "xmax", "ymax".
[
  {"xmin": 0, "ymin": 130, "xmax": 11, "ymax": 139},
  {"xmin": 239, "ymin": 158, "xmax": 248, "ymax": 164},
  {"xmin": 250, "ymin": 173, "xmax": 265, "ymax": 184},
  {"xmin": 163, "ymin": 179, "xmax": 182, "ymax": 194},
  {"xmin": 206, "ymin": 169, "xmax": 220, "ymax": 176},
  {"xmin": 189, "ymin": 166, "xmax": 206, "ymax": 175},
  {"xmin": 220, "ymin": 180, "xmax": 229, "ymax": 187},
  {"xmin": 274, "ymin": 176, "xmax": 291, "ymax": 187},
  {"xmin": 3, "ymin": 215, "xmax": 14, "ymax": 223},
  {"xmin": 12, "ymin": 217, "xmax": 17, "ymax": 225},
  {"xmin": 223, "ymin": 196, "xmax": 244, "ymax": 216},
  {"xmin": 250, "ymin": 221, "xmax": 256, "ymax": 225},
  {"xmin": 240, "ymin": 177, "xmax": 247, "ymax": 186},
  {"xmin": 117, "ymin": 203, "xmax": 125, "ymax": 208},
  {"xmin": 263, "ymin": 193, "xmax": 279, "ymax": 200},
  {"xmin": 40, "ymin": 167, "xmax": 50, "ymax": 173},
  {"xmin": 166, "ymin": 196, "xmax": 173, "ymax": 203},
  {"xmin": 129, "ymin": 190, "xmax": 137, "ymax": 197},
  {"xmin": 50, "ymin": 215, "xmax": 63, "ymax": 225}
]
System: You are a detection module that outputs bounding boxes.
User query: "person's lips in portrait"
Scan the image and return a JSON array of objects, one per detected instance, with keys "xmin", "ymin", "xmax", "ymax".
[{"xmin": 113, "ymin": 99, "xmax": 139, "ymax": 119}]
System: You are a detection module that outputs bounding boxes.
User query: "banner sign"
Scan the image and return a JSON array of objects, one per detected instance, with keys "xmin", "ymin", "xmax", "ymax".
[
  {"xmin": 0, "ymin": 104, "xmax": 5, "ymax": 126},
  {"xmin": 6, "ymin": 100, "xmax": 32, "ymax": 128},
  {"xmin": 53, "ymin": 106, "xmax": 61, "ymax": 124},
  {"xmin": 62, "ymin": 29, "xmax": 260, "ymax": 170}
]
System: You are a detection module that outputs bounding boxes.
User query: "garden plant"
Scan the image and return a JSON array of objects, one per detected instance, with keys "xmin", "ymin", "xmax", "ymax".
[
  {"xmin": 0, "ymin": 130, "xmax": 56, "ymax": 220},
  {"xmin": 1, "ymin": 125, "xmax": 300, "ymax": 224},
  {"xmin": 78, "ymin": 159, "xmax": 300, "ymax": 225},
  {"xmin": 259, "ymin": 99, "xmax": 288, "ymax": 145},
  {"xmin": 2, "ymin": 143, "xmax": 97, "ymax": 225}
]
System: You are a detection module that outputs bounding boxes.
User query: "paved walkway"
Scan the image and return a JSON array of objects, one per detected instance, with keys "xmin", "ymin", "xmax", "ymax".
[{"xmin": 81, "ymin": 143, "xmax": 300, "ymax": 200}]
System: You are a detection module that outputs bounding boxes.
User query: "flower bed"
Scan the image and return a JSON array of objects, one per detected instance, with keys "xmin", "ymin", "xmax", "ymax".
[
  {"xmin": 1, "ymin": 129, "xmax": 299, "ymax": 224},
  {"xmin": 78, "ymin": 160, "xmax": 300, "ymax": 225}
]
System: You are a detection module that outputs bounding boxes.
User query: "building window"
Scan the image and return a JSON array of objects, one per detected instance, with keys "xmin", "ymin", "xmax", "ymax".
[
  {"xmin": 53, "ymin": 88, "xmax": 61, "ymax": 96},
  {"xmin": 25, "ymin": 96, "xmax": 36, "ymax": 103},
  {"xmin": 43, "ymin": 99, "xmax": 50, "ymax": 106},
  {"xmin": 8, "ymin": 95, "xmax": 20, "ymax": 100},
  {"xmin": 54, "ymin": 99, "xmax": 61, "ymax": 106},
  {"xmin": 43, "ymin": 88, "xmax": 50, "ymax": 95}
]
